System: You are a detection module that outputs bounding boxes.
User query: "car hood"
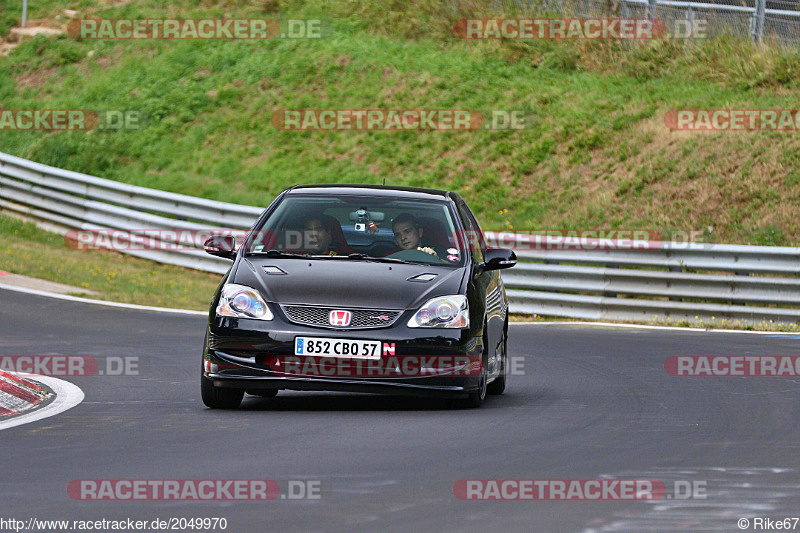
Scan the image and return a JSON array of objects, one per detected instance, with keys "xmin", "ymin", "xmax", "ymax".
[{"xmin": 234, "ymin": 257, "xmax": 465, "ymax": 310}]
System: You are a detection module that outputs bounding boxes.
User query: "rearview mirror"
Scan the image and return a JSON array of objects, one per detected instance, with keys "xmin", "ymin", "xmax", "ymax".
[
  {"xmin": 349, "ymin": 210, "xmax": 385, "ymax": 222},
  {"xmin": 204, "ymin": 235, "xmax": 237, "ymax": 260}
]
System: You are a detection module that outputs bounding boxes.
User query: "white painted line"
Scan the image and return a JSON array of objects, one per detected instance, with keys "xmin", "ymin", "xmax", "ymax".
[
  {"xmin": 0, "ymin": 283, "xmax": 205, "ymax": 316},
  {"xmin": 0, "ymin": 374, "xmax": 84, "ymax": 431},
  {"xmin": 511, "ymin": 320, "xmax": 799, "ymax": 335}
]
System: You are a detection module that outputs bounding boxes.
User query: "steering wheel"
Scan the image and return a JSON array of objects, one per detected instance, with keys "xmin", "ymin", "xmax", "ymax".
[{"xmin": 386, "ymin": 248, "xmax": 440, "ymax": 262}]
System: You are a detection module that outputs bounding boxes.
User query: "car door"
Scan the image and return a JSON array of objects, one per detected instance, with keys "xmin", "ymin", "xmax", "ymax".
[{"xmin": 456, "ymin": 199, "xmax": 505, "ymax": 380}]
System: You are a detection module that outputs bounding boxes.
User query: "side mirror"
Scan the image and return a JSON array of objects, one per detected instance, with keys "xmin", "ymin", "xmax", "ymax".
[
  {"xmin": 204, "ymin": 235, "xmax": 237, "ymax": 260},
  {"xmin": 482, "ymin": 249, "xmax": 517, "ymax": 271}
]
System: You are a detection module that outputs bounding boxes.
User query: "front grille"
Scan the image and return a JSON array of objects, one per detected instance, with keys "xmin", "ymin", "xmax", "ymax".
[{"xmin": 281, "ymin": 305, "xmax": 402, "ymax": 329}]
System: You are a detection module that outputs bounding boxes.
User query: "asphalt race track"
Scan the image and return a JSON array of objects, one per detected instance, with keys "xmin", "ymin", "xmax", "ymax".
[{"xmin": 2, "ymin": 286, "xmax": 800, "ymax": 532}]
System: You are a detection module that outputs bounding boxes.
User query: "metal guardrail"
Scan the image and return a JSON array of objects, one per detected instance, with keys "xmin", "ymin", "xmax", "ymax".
[
  {"xmin": 490, "ymin": 233, "xmax": 800, "ymax": 324},
  {"xmin": 0, "ymin": 152, "xmax": 260, "ymax": 274},
  {"xmin": 2, "ymin": 151, "xmax": 799, "ymax": 325}
]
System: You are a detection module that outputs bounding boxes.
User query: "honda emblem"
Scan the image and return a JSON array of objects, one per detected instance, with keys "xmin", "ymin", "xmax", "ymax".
[{"xmin": 329, "ymin": 310, "xmax": 352, "ymax": 326}]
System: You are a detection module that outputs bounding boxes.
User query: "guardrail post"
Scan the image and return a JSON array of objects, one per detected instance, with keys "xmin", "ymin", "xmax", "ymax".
[
  {"xmin": 22, "ymin": 0, "xmax": 28, "ymax": 28},
  {"xmin": 668, "ymin": 266, "xmax": 682, "ymax": 301},
  {"xmin": 733, "ymin": 271, "xmax": 749, "ymax": 305},
  {"xmin": 606, "ymin": 264, "xmax": 620, "ymax": 298},
  {"xmin": 753, "ymin": 0, "xmax": 766, "ymax": 42},
  {"xmin": 647, "ymin": 0, "xmax": 657, "ymax": 19}
]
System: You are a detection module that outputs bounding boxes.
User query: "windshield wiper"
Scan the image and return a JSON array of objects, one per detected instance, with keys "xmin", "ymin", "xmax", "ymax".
[
  {"xmin": 250, "ymin": 249, "xmax": 318, "ymax": 259},
  {"xmin": 345, "ymin": 253, "xmax": 413, "ymax": 264},
  {"xmin": 252, "ymin": 249, "xmax": 416, "ymax": 264}
]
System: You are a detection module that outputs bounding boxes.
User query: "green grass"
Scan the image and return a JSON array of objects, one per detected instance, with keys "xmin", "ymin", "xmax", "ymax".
[
  {"xmin": 1, "ymin": 1, "xmax": 800, "ymax": 244},
  {"xmin": 0, "ymin": 214, "xmax": 222, "ymax": 310}
]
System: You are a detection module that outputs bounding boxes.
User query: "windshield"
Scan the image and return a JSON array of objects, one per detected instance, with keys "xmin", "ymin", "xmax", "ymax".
[{"xmin": 245, "ymin": 194, "xmax": 465, "ymax": 267}]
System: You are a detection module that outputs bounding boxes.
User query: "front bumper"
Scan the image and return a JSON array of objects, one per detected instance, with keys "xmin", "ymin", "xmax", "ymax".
[{"xmin": 203, "ymin": 317, "xmax": 484, "ymax": 398}]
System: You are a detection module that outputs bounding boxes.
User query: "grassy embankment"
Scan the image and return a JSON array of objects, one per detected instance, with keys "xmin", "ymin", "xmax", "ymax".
[{"xmin": 0, "ymin": 0, "xmax": 798, "ymax": 322}]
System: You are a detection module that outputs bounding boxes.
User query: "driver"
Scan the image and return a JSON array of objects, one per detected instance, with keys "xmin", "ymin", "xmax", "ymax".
[
  {"xmin": 391, "ymin": 213, "xmax": 438, "ymax": 258},
  {"xmin": 303, "ymin": 217, "xmax": 336, "ymax": 255}
]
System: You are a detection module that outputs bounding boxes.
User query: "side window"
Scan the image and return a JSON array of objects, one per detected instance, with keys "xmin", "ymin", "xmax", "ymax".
[{"xmin": 457, "ymin": 202, "xmax": 484, "ymax": 263}]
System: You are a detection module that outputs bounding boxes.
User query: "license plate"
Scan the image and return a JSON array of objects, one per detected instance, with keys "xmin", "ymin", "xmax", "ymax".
[{"xmin": 294, "ymin": 337, "xmax": 382, "ymax": 359}]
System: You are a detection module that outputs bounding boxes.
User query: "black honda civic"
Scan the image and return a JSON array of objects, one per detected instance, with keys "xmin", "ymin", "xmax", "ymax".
[{"xmin": 201, "ymin": 185, "xmax": 516, "ymax": 408}]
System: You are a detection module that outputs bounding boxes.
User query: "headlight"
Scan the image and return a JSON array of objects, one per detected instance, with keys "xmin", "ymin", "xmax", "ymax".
[
  {"xmin": 407, "ymin": 295, "xmax": 469, "ymax": 328},
  {"xmin": 216, "ymin": 284, "xmax": 273, "ymax": 320}
]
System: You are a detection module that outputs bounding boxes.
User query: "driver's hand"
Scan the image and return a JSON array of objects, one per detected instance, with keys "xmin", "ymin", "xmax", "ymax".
[{"xmin": 417, "ymin": 246, "xmax": 438, "ymax": 258}]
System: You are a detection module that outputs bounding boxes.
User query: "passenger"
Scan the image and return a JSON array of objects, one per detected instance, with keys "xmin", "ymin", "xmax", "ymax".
[{"xmin": 391, "ymin": 213, "xmax": 439, "ymax": 258}]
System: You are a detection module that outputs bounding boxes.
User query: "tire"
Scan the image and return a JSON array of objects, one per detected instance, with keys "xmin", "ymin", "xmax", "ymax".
[
  {"xmin": 462, "ymin": 363, "xmax": 487, "ymax": 408},
  {"xmin": 201, "ymin": 367, "xmax": 244, "ymax": 409},
  {"xmin": 246, "ymin": 389, "xmax": 279, "ymax": 398},
  {"xmin": 460, "ymin": 328, "xmax": 489, "ymax": 408},
  {"xmin": 487, "ymin": 327, "xmax": 507, "ymax": 396}
]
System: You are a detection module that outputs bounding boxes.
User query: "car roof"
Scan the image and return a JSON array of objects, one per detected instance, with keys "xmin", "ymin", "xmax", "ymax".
[{"xmin": 286, "ymin": 184, "xmax": 454, "ymax": 201}]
